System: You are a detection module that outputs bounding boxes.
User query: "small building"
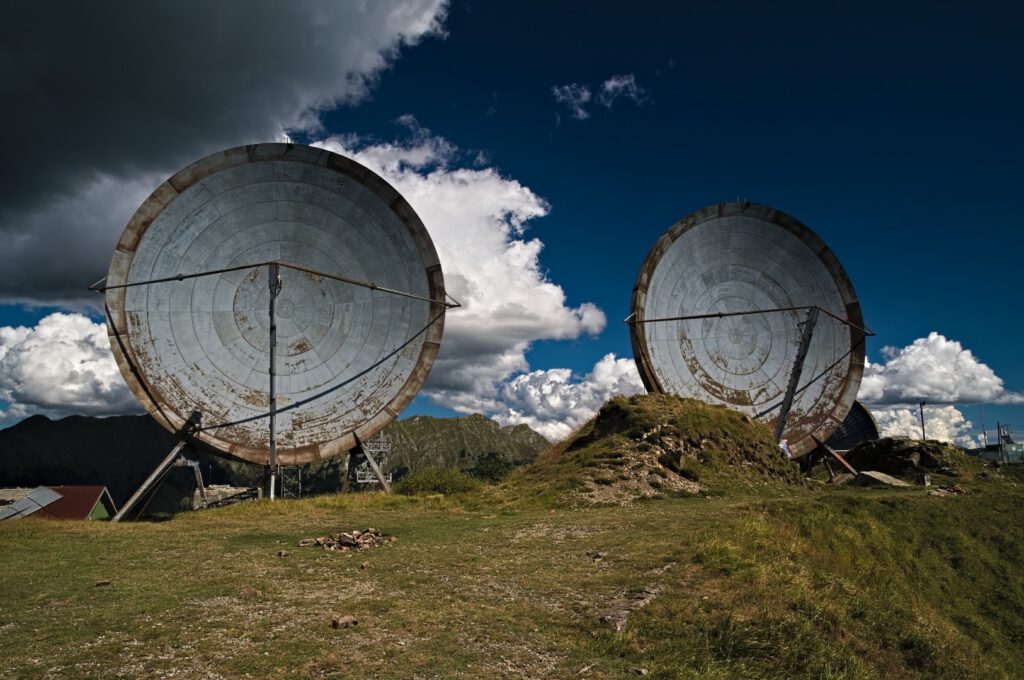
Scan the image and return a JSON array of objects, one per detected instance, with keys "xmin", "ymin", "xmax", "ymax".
[
  {"xmin": 0, "ymin": 485, "xmax": 118, "ymax": 521},
  {"xmin": 40, "ymin": 486, "xmax": 118, "ymax": 520}
]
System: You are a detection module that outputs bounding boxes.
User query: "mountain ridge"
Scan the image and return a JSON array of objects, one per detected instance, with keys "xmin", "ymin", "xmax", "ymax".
[{"xmin": 0, "ymin": 411, "xmax": 549, "ymax": 506}]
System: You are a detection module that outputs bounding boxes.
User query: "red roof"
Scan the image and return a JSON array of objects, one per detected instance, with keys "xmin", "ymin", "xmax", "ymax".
[{"xmin": 38, "ymin": 486, "xmax": 115, "ymax": 520}]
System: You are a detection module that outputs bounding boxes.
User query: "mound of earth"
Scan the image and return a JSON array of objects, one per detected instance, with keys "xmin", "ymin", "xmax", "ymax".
[
  {"xmin": 844, "ymin": 437, "xmax": 974, "ymax": 479},
  {"xmin": 522, "ymin": 394, "xmax": 803, "ymax": 503}
]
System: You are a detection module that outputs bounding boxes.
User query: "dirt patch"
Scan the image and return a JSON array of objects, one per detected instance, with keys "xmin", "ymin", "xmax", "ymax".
[{"xmin": 597, "ymin": 562, "xmax": 677, "ymax": 632}]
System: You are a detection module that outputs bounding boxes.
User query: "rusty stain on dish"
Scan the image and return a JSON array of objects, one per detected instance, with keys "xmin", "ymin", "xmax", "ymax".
[{"xmin": 678, "ymin": 336, "xmax": 754, "ymax": 406}]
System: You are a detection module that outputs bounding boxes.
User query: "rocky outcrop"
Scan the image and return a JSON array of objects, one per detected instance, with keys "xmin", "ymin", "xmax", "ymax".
[
  {"xmin": 844, "ymin": 437, "xmax": 963, "ymax": 478},
  {"xmin": 523, "ymin": 394, "xmax": 804, "ymax": 504}
]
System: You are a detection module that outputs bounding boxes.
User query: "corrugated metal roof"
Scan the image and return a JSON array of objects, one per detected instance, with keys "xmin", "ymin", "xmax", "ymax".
[
  {"xmin": 38, "ymin": 486, "xmax": 115, "ymax": 520},
  {"xmin": 0, "ymin": 486, "xmax": 63, "ymax": 521}
]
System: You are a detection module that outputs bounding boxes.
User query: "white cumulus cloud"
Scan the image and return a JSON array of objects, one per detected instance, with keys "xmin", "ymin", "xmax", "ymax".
[
  {"xmin": 857, "ymin": 332, "xmax": 1024, "ymax": 448},
  {"xmin": 0, "ymin": 313, "xmax": 138, "ymax": 424},
  {"xmin": 871, "ymin": 404, "xmax": 981, "ymax": 449},
  {"xmin": 858, "ymin": 332, "xmax": 1023, "ymax": 405},
  {"xmin": 313, "ymin": 121, "xmax": 607, "ymax": 416},
  {"xmin": 491, "ymin": 354, "xmax": 646, "ymax": 442},
  {"xmin": 0, "ymin": 123, "xmax": 611, "ymax": 428}
]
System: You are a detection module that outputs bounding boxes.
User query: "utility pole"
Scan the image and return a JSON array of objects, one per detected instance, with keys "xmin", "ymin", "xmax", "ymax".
[
  {"xmin": 997, "ymin": 422, "xmax": 1005, "ymax": 464},
  {"xmin": 919, "ymin": 400, "xmax": 926, "ymax": 441},
  {"xmin": 979, "ymin": 404, "xmax": 988, "ymax": 447}
]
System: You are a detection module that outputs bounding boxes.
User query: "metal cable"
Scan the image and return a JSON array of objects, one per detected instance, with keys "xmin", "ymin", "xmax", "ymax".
[
  {"xmin": 92, "ymin": 259, "xmax": 460, "ymax": 309},
  {"xmin": 627, "ymin": 304, "xmax": 873, "ymax": 337},
  {"xmin": 197, "ymin": 309, "xmax": 447, "ymax": 432},
  {"xmin": 754, "ymin": 335, "xmax": 867, "ymax": 419}
]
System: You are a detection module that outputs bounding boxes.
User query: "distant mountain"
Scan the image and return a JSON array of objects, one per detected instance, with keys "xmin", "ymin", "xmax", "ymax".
[
  {"xmin": 385, "ymin": 413, "xmax": 549, "ymax": 474},
  {"xmin": 0, "ymin": 412, "xmax": 549, "ymax": 506},
  {"xmin": 0, "ymin": 414, "xmax": 190, "ymax": 509}
]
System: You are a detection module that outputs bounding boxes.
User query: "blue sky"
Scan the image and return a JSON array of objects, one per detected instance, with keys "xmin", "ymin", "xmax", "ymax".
[{"xmin": 1, "ymin": 1, "xmax": 1021, "ymax": 443}]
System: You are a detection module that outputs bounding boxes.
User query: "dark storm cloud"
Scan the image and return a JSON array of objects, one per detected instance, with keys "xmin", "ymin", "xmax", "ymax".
[{"xmin": 0, "ymin": 0, "xmax": 447, "ymax": 304}]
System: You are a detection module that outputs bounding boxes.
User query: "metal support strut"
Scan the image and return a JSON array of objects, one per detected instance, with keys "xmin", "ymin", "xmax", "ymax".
[
  {"xmin": 112, "ymin": 411, "xmax": 202, "ymax": 522},
  {"xmin": 268, "ymin": 262, "xmax": 281, "ymax": 500},
  {"xmin": 774, "ymin": 306, "xmax": 819, "ymax": 443},
  {"xmin": 352, "ymin": 434, "xmax": 391, "ymax": 493}
]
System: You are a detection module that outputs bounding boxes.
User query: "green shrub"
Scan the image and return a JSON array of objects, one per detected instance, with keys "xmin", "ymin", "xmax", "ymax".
[
  {"xmin": 394, "ymin": 468, "xmax": 482, "ymax": 495},
  {"xmin": 469, "ymin": 451, "xmax": 514, "ymax": 482}
]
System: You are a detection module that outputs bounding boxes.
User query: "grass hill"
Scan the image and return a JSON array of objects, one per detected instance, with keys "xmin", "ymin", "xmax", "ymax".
[
  {"xmin": 2, "ymin": 396, "xmax": 1023, "ymax": 677},
  {"xmin": 2, "ymin": 471, "xmax": 1022, "ymax": 676},
  {"xmin": 518, "ymin": 394, "xmax": 804, "ymax": 504}
]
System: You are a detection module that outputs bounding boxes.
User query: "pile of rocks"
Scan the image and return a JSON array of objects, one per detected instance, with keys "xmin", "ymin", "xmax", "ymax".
[{"xmin": 298, "ymin": 528, "xmax": 394, "ymax": 552}]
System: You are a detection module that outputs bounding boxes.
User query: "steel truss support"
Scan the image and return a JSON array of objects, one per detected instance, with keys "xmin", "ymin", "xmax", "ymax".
[
  {"xmin": 112, "ymin": 411, "xmax": 202, "ymax": 522},
  {"xmin": 351, "ymin": 434, "xmax": 391, "ymax": 493},
  {"xmin": 774, "ymin": 306, "xmax": 819, "ymax": 443}
]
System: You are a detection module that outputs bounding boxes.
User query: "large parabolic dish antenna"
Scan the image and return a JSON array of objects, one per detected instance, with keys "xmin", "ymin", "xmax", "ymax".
[
  {"xmin": 102, "ymin": 144, "xmax": 449, "ymax": 466},
  {"xmin": 629, "ymin": 202, "xmax": 867, "ymax": 457},
  {"xmin": 825, "ymin": 400, "xmax": 880, "ymax": 451}
]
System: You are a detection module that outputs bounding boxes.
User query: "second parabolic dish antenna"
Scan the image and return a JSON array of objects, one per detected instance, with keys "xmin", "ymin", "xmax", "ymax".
[
  {"xmin": 825, "ymin": 400, "xmax": 880, "ymax": 452},
  {"xmin": 101, "ymin": 143, "xmax": 453, "ymax": 466},
  {"xmin": 629, "ymin": 202, "xmax": 868, "ymax": 457}
]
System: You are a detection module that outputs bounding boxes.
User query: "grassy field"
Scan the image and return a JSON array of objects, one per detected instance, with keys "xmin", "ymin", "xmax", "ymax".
[{"xmin": 2, "ymin": 469, "xmax": 1024, "ymax": 679}]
